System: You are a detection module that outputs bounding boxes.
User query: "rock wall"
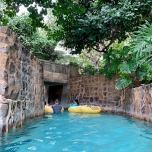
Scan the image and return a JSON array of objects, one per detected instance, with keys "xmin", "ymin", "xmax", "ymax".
[
  {"xmin": 69, "ymin": 74, "xmax": 121, "ymax": 107},
  {"xmin": 124, "ymin": 84, "xmax": 152, "ymax": 121},
  {"xmin": 69, "ymin": 75, "xmax": 152, "ymax": 121},
  {"xmin": 0, "ymin": 26, "xmax": 45, "ymax": 132}
]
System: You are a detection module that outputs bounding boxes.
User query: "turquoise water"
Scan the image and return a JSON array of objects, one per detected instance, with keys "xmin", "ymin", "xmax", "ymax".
[{"xmin": 0, "ymin": 111, "xmax": 152, "ymax": 152}]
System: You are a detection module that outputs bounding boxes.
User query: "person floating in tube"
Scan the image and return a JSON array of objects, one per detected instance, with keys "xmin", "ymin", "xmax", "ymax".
[
  {"xmin": 52, "ymin": 99, "xmax": 62, "ymax": 114},
  {"xmin": 69, "ymin": 99, "xmax": 79, "ymax": 107}
]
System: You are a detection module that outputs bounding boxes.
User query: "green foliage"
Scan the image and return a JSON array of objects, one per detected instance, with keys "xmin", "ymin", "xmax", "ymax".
[
  {"xmin": 136, "ymin": 64, "xmax": 152, "ymax": 83},
  {"xmin": 119, "ymin": 61, "xmax": 137, "ymax": 74},
  {"xmin": 131, "ymin": 22, "xmax": 152, "ymax": 66},
  {"xmin": 1, "ymin": 0, "xmax": 152, "ymax": 89},
  {"xmin": 2, "ymin": 0, "xmax": 52, "ymax": 29},
  {"xmin": 8, "ymin": 13, "xmax": 59, "ymax": 61},
  {"xmin": 129, "ymin": 22, "xmax": 152, "ymax": 84},
  {"xmin": 80, "ymin": 65, "xmax": 101, "ymax": 76},
  {"xmin": 103, "ymin": 42, "xmax": 134, "ymax": 78},
  {"xmin": 78, "ymin": 53, "xmax": 102, "ymax": 76},
  {"xmin": 115, "ymin": 77, "xmax": 133, "ymax": 89},
  {"xmin": 56, "ymin": 53, "xmax": 78, "ymax": 65},
  {"xmin": 58, "ymin": 48, "xmax": 105, "ymax": 76},
  {"xmin": 52, "ymin": 0, "xmax": 152, "ymax": 54},
  {"xmin": 8, "ymin": 13, "xmax": 34, "ymax": 40},
  {"xmin": 45, "ymin": 8, "xmax": 59, "ymax": 31},
  {"xmin": 0, "ymin": 0, "xmax": 6, "ymax": 16},
  {"xmin": 103, "ymin": 22, "xmax": 152, "ymax": 89},
  {"xmin": 102, "ymin": 40, "xmax": 136, "ymax": 88},
  {"xmin": 29, "ymin": 34, "xmax": 59, "ymax": 61},
  {"xmin": 56, "ymin": 49, "xmax": 104, "ymax": 76},
  {"xmin": 0, "ymin": 0, "xmax": 9, "ymax": 25}
]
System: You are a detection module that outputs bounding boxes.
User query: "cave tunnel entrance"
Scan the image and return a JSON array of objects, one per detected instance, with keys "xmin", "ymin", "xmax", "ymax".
[
  {"xmin": 48, "ymin": 85, "xmax": 63, "ymax": 105},
  {"xmin": 44, "ymin": 82, "xmax": 69, "ymax": 108}
]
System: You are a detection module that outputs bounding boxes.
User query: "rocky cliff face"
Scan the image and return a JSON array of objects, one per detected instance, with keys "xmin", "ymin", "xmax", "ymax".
[
  {"xmin": 0, "ymin": 26, "xmax": 45, "ymax": 133},
  {"xmin": 124, "ymin": 84, "xmax": 152, "ymax": 121}
]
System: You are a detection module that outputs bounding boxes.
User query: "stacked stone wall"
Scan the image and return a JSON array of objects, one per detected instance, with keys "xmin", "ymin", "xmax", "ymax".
[
  {"xmin": 124, "ymin": 84, "xmax": 152, "ymax": 121},
  {"xmin": 69, "ymin": 74, "xmax": 122, "ymax": 108},
  {"xmin": 69, "ymin": 75, "xmax": 152, "ymax": 121},
  {"xmin": 0, "ymin": 26, "xmax": 45, "ymax": 132}
]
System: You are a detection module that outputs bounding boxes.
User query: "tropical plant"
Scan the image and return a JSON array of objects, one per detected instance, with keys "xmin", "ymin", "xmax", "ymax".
[
  {"xmin": 130, "ymin": 22, "xmax": 152, "ymax": 84},
  {"xmin": 131, "ymin": 22, "xmax": 152, "ymax": 66},
  {"xmin": 104, "ymin": 22, "xmax": 152, "ymax": 89},
  {"xmin": 103, "ymin": 45, "xmax": 138, "ymax": 89}
]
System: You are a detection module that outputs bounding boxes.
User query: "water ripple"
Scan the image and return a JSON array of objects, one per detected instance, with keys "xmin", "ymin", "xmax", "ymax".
[{"xmin": 0, "ymin": 112, "xmax": 152, "ymax": 152}]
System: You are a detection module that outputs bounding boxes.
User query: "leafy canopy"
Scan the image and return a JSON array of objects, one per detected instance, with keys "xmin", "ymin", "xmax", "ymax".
[
  {"xmin": 2, "ymin": 0, "xmax": 53, "ymax": 29},
  {"xmin": 52, "ymin": 0, "xmax": 152, "ymax": 54},
  {"xmin": 8, "ymin": 13, "xmax": 60, "ymax": 61},
  {"xmin": 2, "ymin": 0, "xmax": 152, "ymax": 55}
]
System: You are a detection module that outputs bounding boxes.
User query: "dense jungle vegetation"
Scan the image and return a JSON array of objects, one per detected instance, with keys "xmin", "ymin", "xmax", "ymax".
[{"xmin": 0, "ymin": 0, "xmax": 152, "ymax": 89}]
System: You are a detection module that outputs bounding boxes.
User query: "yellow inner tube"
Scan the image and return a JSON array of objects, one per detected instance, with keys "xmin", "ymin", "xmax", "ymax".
[
  {"xmin": 45, "ymin": 105, "xmax": 64, "ymax": 114},
  {"xmin": 68, "ymin": 105, "xmax": 101, "ymax": 114}
]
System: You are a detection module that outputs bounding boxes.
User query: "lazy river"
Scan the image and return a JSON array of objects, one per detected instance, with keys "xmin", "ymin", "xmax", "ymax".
[{"xmin": 0, "ymin": 111, "xmax": 152, "ymax": 152}]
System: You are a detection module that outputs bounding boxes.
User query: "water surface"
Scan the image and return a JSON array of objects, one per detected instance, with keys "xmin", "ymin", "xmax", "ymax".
[{"xmin": 0, "ymin": 111, "xmax": 152, "ymax": 152}]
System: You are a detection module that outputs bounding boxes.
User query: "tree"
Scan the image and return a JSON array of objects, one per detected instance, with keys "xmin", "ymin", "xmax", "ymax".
[
  {"xmin": 2, "ymin": 0, "xmax": 53, "ymax": 29},
  {"xmin": 45, "ymin": 8, "xmax": 59, "ymax": 32},
  {"xmin": 52, "ymin": 0, "xmax": 152, "ymax": 54},
  {"xmin": 56, "ymin": 48, "xmax": 105, "ymax": 76},
  {"xmin": 8, "ymin": 13, "xmax": 60, "ymax": 61},
  {"xmin": 81, "ymin": 50, "xmax": 103, "ymax": 69},
  {"xmin": 78, "ymin": 51, "xmax": 105, "ymax": 76}
]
